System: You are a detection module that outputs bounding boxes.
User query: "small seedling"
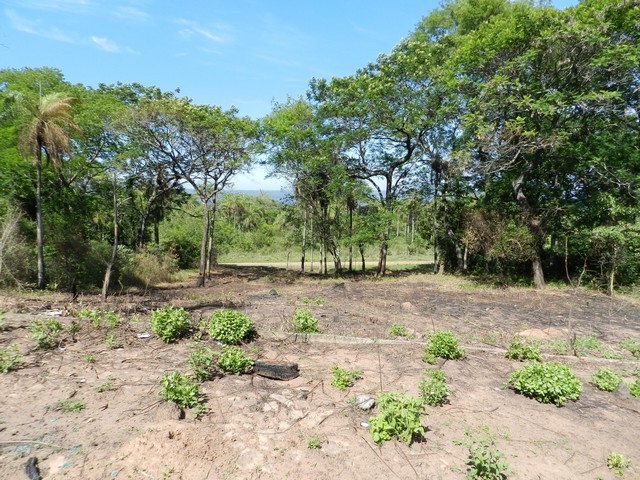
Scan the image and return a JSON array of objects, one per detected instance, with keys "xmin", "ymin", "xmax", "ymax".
[
  {"xmin": 291, "ymin": 308, "xmax": 321, "ymax": 334},
  {"xmin": 77, "ymin": 308, "xmax": 101, "ymax": 328},
  {"xmin": 95, "ymin": 377, "xmax": 116, "ymax": 393},
  {"xmin": 57, "ymin": 399, "xmax": 86, "ymax": 413},
  {"xmin": 388, "ymin": 323, "xmax": 410, "ymax": 338},
  {"xmin": 208, "ymin": 310, "xmax": 254, "ymax": 344},
  {"xmin": 84, "ymin": 354, "xmax": 96, "ymax": 364},
  {"xmin": 628, "ymin": 379, "xmax": 640, "ymax": 398},
  {"xmin": 217, "ymin": 346, "xmax": 252, "ymax": 375},
  {"xmin": 104, "ymin": 332, "xmax": 117, "ymax": 349},
  {"xmin": 30, "ymin": 319, "xmax": 63, "ymax": 349},
  {"xmin": 159, "ymin": 371, "xmax": 202, "ymax": 409},
  {"xmin": 591, "ymin": 368, "xmax": 621, "ymax": 392},
  {"xmin": 423, "ymin": 331, "xmax": 465, "ymax": 364},
  {"xmin": 151, "ymin": 307, "xmax": 191, "ymax": 343},
  {"xmin": 508, "ymin": 361, "xmax": 582, "ymax": 406},
  {"xmin": 369, "ymin": 391, "xmax": 425, "ymax": 445},
  {"xmin": 607, "ymin": 452, "xmax": 631, "ymax": 476},
  {"xmin": 187, "ymin": 346, "xmax": 217, "ymax": 382},
  {"xmin": 66, "ymin": 320, "xmax": 81, "ymax": 341},
  {"xmin": 0, "ymin": 344, "xmax": 22, "ymax": 373},
  {"xmin": 418, "ymin": 369, "xmax": 449, "ymax": 407},
  {"xmin": 301, "ymin": 297, "xmax": 325, "ymax": 306},
  {"xmin": 103, "ymin": 311, "xmax": 120, "ymax": 330},
  {"xmin": 330, "ymin": 365, "xmax": 362, "ymax": 391},
  {"xmin": 458, "ymin": 425, "xmax": 510, "ymax": 480},
  {"xmin": 620, "ymin": 338, "xmax": 640, "ymax": 358},
  {"xmin": 307, "ymin": 436, "xmax": 322, "ymax": 449},
  {"xmin": 505, "ymin": 337, "xmax": 540, "ymax": 361}
]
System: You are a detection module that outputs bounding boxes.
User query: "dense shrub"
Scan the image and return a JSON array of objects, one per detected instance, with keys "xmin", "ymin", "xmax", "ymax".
[
  {"xmin": 151, "ymin": 307, "xmax": 191, "ymax": 343},
  {"xmin": 508, "ymin": 361, "xmax": 582, "ymax": 406},
  {"xmin": 208, "ymin": 310, "xmax": 253, "ymax": 344}
]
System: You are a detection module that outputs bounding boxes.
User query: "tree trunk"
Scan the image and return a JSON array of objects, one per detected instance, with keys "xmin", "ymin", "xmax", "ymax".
[
  {"xmin": 35, "ymin": 152, "xmax": 46, "ymax": 290},
  {"xmin": 301, "ymin": 207, "xmax": 307, "ymax": 272},
  {"xmin": 512, "ymin": 162, "xmax": 545, "ymax": 289},
  {"xmin": 102, "ymin": 174, "xmax": 118, "ymax": 300},
  {"xmin": 359, "ymin": 242, "xmax": 366, "ymax": 272},
  {"xmin": 196, "ymin": 206, "xmax": 210, "ymax": 287},
  {"xmin": 376, "ymin": 230, "xmax": 389, "ymax": 277}
]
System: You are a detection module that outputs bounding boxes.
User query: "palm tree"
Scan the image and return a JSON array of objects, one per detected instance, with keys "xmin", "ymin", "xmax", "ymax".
[{"xmin": 19, "ymin": 93, "xmax": 78, "ymax": 289}]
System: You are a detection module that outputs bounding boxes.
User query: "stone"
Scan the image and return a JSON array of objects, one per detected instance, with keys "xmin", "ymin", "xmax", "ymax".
[
  {"xmin": 154, "ymin": 402, "xmax": 185, "ymax": 421},
  {"xmin": 354, "ymin": 394, "xmax": 375, "ymax": 410}
]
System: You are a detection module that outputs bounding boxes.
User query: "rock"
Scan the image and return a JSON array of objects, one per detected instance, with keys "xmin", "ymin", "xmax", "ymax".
[
  {"xmin": 354, "ymin": 394, "xmax": 376, "ymax": 410},
  {"xmin": 401, "ymin": 302, "xmax": 415, "ymax": 312},
  {"xmin": 612, "ymin": 382, "xmax": 631, "ymax": 399},
  {"xmin": 155, "ymin": 402, "xmax": 185, "ymax": 421},
  {"xmin": 25, "ymin": 457, "xmax": 41, "ymax": 480},
  {"xmin": 268, "ymin": 288, "xmax": 279, "ymax": 297}
]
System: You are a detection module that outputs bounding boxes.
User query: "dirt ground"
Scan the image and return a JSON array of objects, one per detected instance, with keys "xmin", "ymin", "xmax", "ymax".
[{"xmin": 1, "ymin": 266, "xmax": 640, "ymax": 480}]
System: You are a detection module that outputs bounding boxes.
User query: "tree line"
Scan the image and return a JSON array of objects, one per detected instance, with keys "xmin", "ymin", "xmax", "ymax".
[{"xmin": 0, "ymin": 0, "xmax": 638, "ymax": 294}]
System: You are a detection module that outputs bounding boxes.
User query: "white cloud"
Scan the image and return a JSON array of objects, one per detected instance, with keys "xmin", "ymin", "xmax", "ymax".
[
  {"xmin": 115, "ymin": 5, "xmax": 149, "ymax": 21},
  {"xmin": 176, "ymin": 18, "xmax": 228, "ymax": 43},
  {"xmin": 13, "ymin": 0, "xmax": 91, "ymax": 14},
  {"xmin": 5, "ymin": 8, "xmax": 74, "ymax": 43},
  {"xmin": 91, "ymin": 35, "xmax": 119, "ymax": 52}
]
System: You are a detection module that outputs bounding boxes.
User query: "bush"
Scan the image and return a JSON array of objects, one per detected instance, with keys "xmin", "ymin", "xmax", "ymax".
[
  {"xmin": 159, "ymin": 371, "xmax": 201, "ymax": 409},
  {"xmin": 217, "ymin": 346, "xmax": 252, "ymax": 375},
  {"xmin": 208, "ymin": 310, "xmax": 253, "ymax": 344},
  {"xmin": 505, "ymin": 337, "xmax": 540, "ymax": 361},
  {"xmin": 151, "ymin": 307, "xmax": 191, "ymax": 343},
  {"xmin": 620, "ymin": 338, "xmax": 640, "ymax": 358},
  {"xmin": 330, "ymin": 365, "xmax": 362, "ymax": 391},
  {"xmin": 388, "ymin": 323, "xmax": 409, "ymax": 338},
  {"xmin": 369, "ymin": 391, "xmax": 425, "ymax": 445},
  {"xmin": 508, "ymin": 361, "xmax": 582, "ymax": 406},
  {"xmin": 30, "ymin": 319, "xmax": 63, "ymax": 349},
  {"xmin": 188, "ymin": 346, "xmax": 217, "ymax": 382},
  {"xmin": 0, "ymin": 344, "xmax": 22, "ymax": 373},
  {"xmin": 607, "ymin": 452, "xmax": 631, "ymax": 476},
  {"xmin": 591, "ymin": 368, "xmax": 621, "ymax": 392},
  {"xmin": 459, "ymin": 425, "xmax": 510, "ymax": 480},
  {"xmin": 291, "ymin": 308, "xmax": 321, "ymax": 334},
  {"xmin": 423, "ymin": 331, "xmax": 465, "ymax": 364},
  {"xmin": 629, "ymin": 379, "xmax": 640, "ymax": 398},
  {"xmin": 121, "ymin": 247, "xmax": 178, "ymax": 288},
  {"xmin": 418, "ymin": 370, "xmax": 449, "ymax": 407}
]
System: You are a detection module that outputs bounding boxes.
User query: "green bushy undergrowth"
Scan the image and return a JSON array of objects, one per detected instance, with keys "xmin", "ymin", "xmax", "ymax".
[
  {"xmin": 0, "ymin": 344, "xmax": 22, "ymax": 372},
  {"xmin": 418, "ymin": 369, "xmax": 449, "ymax": 407},
  {"xmin": 591, "ymin": 368, "xmax": 621, "ymax": 392},
  {"xmin": 151, "ymin": 306, "xmax": 190, "ymax": 343},
  {"xmin": 505, "ymin": 337, "xmax": 540, "ymax": 361},
  {"xmin": 423, "ymin": 331, "xmax": 465, "ymax": 364},
  {"xmin": 188, "ymin": 346, "xmax": 218, "ymax": 382},
  {"xmin": 208, "ymin": 310, "xmax": 253, "ymax": 344},
  {"xmin": 458, "ymin": 425, "xmax": 510, "ymax": 480},
  {"xmin": 291, "ymin": 308, "xmax": 321, "ymax": 334},
  {"xmin": 217, "ymin": 346, "xmax": 252, "ymax": 375},
  {"xmin": 29, "ymin": 319, "xmax": 63, "ymax": 349},
  {"xmin": 369, "ymin": 391, "xmax": 425, "ymax": 445},
  {"xmin": 330, "ymin": 365, "xmax": 362, "ymax": 391},
  {"xmin": 508, "ymin": 361, "xmax": 582, "ymax": 406},
  {"xmin": 159, "ymin": 371, "xmax": 201, "ymax": 409}
]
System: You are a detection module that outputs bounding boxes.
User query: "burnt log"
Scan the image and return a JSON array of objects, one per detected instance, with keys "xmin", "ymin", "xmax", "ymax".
[{"xmin": 252, "ymin": 360, "xmax": 299, "ymax": 380}]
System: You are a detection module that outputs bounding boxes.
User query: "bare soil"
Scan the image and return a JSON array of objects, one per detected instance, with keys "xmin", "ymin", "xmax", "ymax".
[{"xmin": 1, "ymin": 266, "xmax": 639, "ymax": 480}]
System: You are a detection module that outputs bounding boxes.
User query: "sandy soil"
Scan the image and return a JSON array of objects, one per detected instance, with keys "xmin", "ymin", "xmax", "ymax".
[{"xmin": 1, "ymin": 266, "xmax": 639, "ymax": 480}]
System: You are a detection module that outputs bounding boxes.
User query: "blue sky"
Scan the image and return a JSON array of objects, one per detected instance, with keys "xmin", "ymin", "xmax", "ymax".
[{"xmin": 0, "ymin": 0, "xmax": 577, "ymax": 189}]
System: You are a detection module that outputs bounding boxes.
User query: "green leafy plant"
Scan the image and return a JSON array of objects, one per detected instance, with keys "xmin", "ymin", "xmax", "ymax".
[
  {"xmin": 159, "ymin": 371, "xmax": 202, "ymax": 409},
  {"xmin": 422, "ymin": 331, "xmax": 465, "ymax": 364},
  {"xmin": 307, "ymin": 436, "xmax": 322, "ymax": 449},
  {"xmin": 103, "ymin": 311, "xmax": 120, "ymax": 330},
  {"xmin": 104, "ymin": 332, "xmax": 117, "ymax": 349},
  {"xmin": 573, "ymin": 335, "xmax": 601, "ymax": 353},
  {"xmin": 620, "ymin": 338, "xmax": 640, "ymax": 358},
  {"xmin": 628, "ymin": 379, "xmax": 640, "ymax": 398},
  {"xmin": 217, "ymin": 346, "xmax": 252, "ymax": 375},
  {"xmin": 388, "ymin": 323, "xmax": 409, "ymax": 338},
  {"xmin": 301, "ymin": 297, "xmax": 324, "ymax": 306},
  {"xmin": 151, "ymin": 307, "xmax": 191, "ymax": 343},
  {"xmin": 84, "ymin": 354, "xmax": 96, "ymax": 364},
  {"xmin": 291, "ymin": 308, "xmax": 321, "ymax": 334},
  {"xmin": 95, "ymin": 376, "xmax": 116, "ymax": 393},
  {"xmin": 30, "ymin": 319, "xmax": 63, "ymax": 349},
  {"xmin": 77, "ymin": 308, "xmax": 102, "ymax": 328},
  {"xmin": 508, "ymin": 361, "xmax": 582, "ymax": 406},
  {"xmin": 0, "ymin": 344, "xmax": 22, "ymax": 373},
  {"xmin": 187, "ymin": 346, "xmax": 217, "ymax": 382},
  {"xmin": 0, "ymin": 310, "xmax": 7, "ymax": 331},
  {"xmin": 591, "ymin": 368, "xmax": 621, "ymax": 392},
  {"xmin": 459, "ymin": 425, "xmax": 510, "ymax": 480},
  {"xmin": 607, "ymin": 452, "xmax": 631, "ymax": 476},
  {"xmin": 369, "ymin": 391, "xmax": 425, "ymax": 445},
  {"xmin": 418, "ymin": 369, "xmax": 449, "ymax": 407},
  {"xmin": 57, "ymin": 399, "xmax": 86, "ymax": 413},
  {"xmin": 208, "ymin": 310, "xmax": 253, "ymax": 344},
  {"xmin": 505, "ymin": 337, "xmax": 540, "ymax": 361},
  {"xmin": 330, "ymin": 365, "xmax": 362, "ymax": 391}
]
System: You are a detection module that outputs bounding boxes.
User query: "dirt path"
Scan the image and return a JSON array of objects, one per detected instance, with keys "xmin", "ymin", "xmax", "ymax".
[{"xmin": 1, "ymin": 268, "xmax": 639, "ymax": 479}]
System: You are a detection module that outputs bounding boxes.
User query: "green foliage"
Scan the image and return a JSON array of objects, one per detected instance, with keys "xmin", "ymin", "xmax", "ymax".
[
  {"xmin": 508, "ymin": 361, "xmax": 582, "ymax": 406},
  {"xmin": 369, "ymin": 391, "xmax": 425, "ymax": 445},
  {"xmin": 418, "ymin": 369, "xmax": 449, "ymax": 407},
  {"xmin": 628, "ymin": 379, "xmax": 640, "ymax": 398},
  {"xmin": 57, "ymin": 399, "xmax": 86, "ymax": 413},
  {"xmin": 573, "ymin": 335, "xmax": 601, "ymax": 355},
  {"xmin": 459, "ymin": 425, "xmax": 510, "ymax": 480},
  {"xmin": 620, "ymin": 338, "xmax": 640, "ymax": 358},
  {"xmin": 159, "ymin": 371, "xmax": 201, "ymax": 409},
  {"xmin": 217, "ymin": 346, "xmax": 252, "ymax": 375},
  {"xmin": 121, "ymin": 248, "xmax": 178, "ymax": 288},
  {"xmin": 77, "ymin": 308, "xmax": 102, "ymax": 328},
  {"xmin": 590, "ymin": 368, "xmax": 621, "ymax": 392},
  {"xmin": 291, "ymin": 308, "xmax": 321, "ymax": 334},
  {"xmin": 423, "ymin": 331, "xmax": 465, "ymax": 364},
  {"xmin": 307, "ymin": 436, "xmax": 322, "ymax": 449},
  {"xmin": 208, "ymin": 310, "xmax": 254, "ymax": 344},
  {"xmin": 103, "ymin": 311, "xmax": 120, "ymax": 329},
  {"xmin": 150, "ymin": 306, "xmax": 190, "ymax": 343},
  {"xmin": 330, "ymin": 365, "xmax": 362, "ymax": 391},
  {"xmin": 84, "ymin": 354, "xmax": 96, "ymax": 364},
  {"xmin": 388, "ymin": 323, "xmax": 410, "ymax": 338},
  {"xmin": 607, "ymin": 452, "xmax": 631, "ymax": 476},
  {"xmin": 301, "ymin": 296, "xmax": 324, "ymax": 306},
  {"xmin": 95, "ymin": 376, "xmax": 116, "ymax": 393},
  {"xmin": 187, "ymin": 346, "xmax": 217, "ymax": 382},
  {"xmin": 29, "ymin": 319, "xmax": 63, "ymax": 349},
  {"xmin": 0, "ymin": 344, "xmax": 22, "ymax": 373},
  {"xmin": 104, "ymin": 332, "xmax": 117, "ymax": 349},
  {"xmin": 505, "ymin": 337, "xmax": 540, "ymax": 361}
]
